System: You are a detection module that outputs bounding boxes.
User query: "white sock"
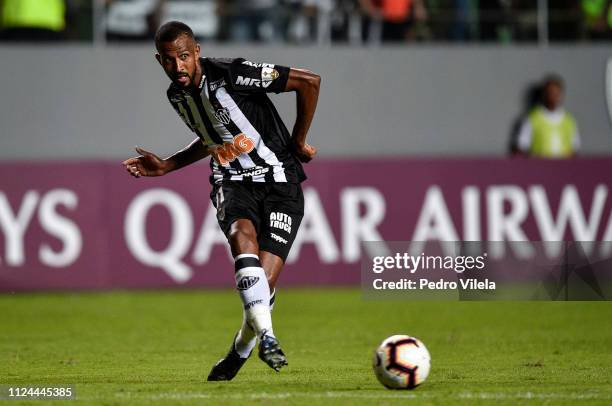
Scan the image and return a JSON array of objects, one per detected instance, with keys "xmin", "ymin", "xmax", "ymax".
[
  {"xmin": 235, "ymin": 289, "xmax": 276, "ymax": 358},
  {"xmin": 234, "ymin": 254, "xmax": 274, "ymax": 339}
]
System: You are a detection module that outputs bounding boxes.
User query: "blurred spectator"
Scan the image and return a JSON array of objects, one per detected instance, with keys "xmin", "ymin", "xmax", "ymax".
[
  {"xmin": 107, "ymin": 0, "xmax": 218, "ymax": 41},
  {"xmin": 359, "ymin": 0, "xmax": 428, "ymax": 42},
  {"xmin": 478, "ymin": 0, "xmax": 513, "ymax": 42},
  {"xmin": 548, "ymin": 0, "xmax": 581, "ymax": 41},
  {"xmin": 160, "ymin": 0, "xmax": 219, "ymax": 40},
  {"xmin": 161, "ymin": 0, "xmax": 219, "ymax": 40},
  {"xmin": 328, "ymin": 0, "xmax": 362, "ymax": 43},
  {"xmin": 426, "ymin": 0, "xmax": 476, "ymax": 41},
  {"xmin": 286, "ymin": 0, "xmax": 335, "ymax": 44},
  {"xmin": 512, "ymin": 0, "xmax": 537, "ymax": 41},
  {"xmin": 4, "ymin": 0, "xmax": 603, "ymax": 44},
  {"xmin": 581, "ymin": 0, "xmax": 612, "ymax": 40},
  {"xmin": 106, "ymin": 0, "xmax": 165, "ymax": 41},
  {"xmin": 220, "ymin": 0, "xmax": 285, "ymax": 43},
  {"xmin": 515, "ymin": 75, "xmax": 581, "ymax": 158},
  {"xmin": 0, "ymin": 0, "xmax": 77, "ymax": 41},
  {"xmin": 449, "ymin": 0, "xmax": 473, "ymax": 40}
]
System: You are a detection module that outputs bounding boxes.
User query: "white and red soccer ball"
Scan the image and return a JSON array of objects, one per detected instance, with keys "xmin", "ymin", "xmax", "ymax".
[{"xmin": 372, "ymin": 335, "xmax": 431, "ymax": 389}]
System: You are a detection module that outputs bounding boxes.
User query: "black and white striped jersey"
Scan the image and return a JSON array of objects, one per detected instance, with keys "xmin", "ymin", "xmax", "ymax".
[{"xmin": 167, "ymin": 57, "xmax": 306, "ymax": 184}]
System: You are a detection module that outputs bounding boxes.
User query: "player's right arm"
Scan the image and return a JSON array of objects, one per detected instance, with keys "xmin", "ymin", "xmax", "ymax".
[{"xmin": 123, "ymin": 138, "xmax": 210, "ymax": 178}]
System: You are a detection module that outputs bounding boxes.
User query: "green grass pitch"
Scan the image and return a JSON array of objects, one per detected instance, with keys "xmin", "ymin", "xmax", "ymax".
[{"xmin": 1, "ymin": 288, "xmax": 611, "ymax": 405}]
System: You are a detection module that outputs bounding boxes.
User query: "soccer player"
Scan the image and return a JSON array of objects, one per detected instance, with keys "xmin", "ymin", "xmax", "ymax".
[{"xmin": 122, "ymin": 21, "xmax": 320, "ymax": 380}]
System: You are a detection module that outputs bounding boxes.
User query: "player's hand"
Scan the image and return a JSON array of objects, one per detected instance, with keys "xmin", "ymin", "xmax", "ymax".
[
  {"xmin": 293, "ymin": 142, "xmax": 317, "ymax": 163},
  {"xmin": 122, "ymin": 146, "xmax": 171, "ymax": 178}
]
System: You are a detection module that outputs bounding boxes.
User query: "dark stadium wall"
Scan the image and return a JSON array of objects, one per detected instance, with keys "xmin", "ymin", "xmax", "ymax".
[{"xmin": 0, "ymin": 45, "xmax": 610, "ymax": 159}]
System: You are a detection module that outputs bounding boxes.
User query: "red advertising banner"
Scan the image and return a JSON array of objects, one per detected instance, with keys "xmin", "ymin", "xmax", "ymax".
[{"xmin": 1, "ymin": 158, "xmax": 612, "ymax": 291}]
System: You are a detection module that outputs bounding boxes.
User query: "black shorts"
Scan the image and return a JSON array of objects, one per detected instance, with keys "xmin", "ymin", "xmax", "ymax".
[{"xmin": 210, "ymin": 182, "xmax": 304, "ymax": 262}]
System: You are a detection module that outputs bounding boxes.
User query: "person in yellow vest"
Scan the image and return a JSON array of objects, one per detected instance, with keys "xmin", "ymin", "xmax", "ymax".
[
  {"xmin": 517, "ymin": 75, "xmax": 581, "ymax": 158},
  {"xmin": 0, "ymin": 0, "xmax": 67, "ymax": 41}
]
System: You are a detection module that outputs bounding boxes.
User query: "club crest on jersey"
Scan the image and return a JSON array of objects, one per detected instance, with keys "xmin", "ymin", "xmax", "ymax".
[
  {"xmin": 262, "ymin": 67, "xmax": 279, "ymax": 82},
  {"xmin": 214, "ymin": 107, "xmax": 231, "ymax": 125},
  {"xmin": 237, "ymin": 276, "xmax": 259, "ymax": 290}
]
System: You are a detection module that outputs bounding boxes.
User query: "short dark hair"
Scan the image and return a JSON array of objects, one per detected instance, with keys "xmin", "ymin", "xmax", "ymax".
[
  {"xmin": 542, "ymin": 73, "xmax": 564, "ymax": 90},
  {"xmin": 155, "ymin": 21, "xmax": 194, "ymax": 49}
]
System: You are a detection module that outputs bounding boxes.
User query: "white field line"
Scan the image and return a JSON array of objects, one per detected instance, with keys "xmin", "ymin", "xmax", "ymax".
[{"xmin": 107, "ymin": 391, "xmax": 611, "ymax": 401}]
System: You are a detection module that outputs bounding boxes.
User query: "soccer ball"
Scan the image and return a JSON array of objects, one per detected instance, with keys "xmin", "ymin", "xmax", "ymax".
[{"xmin": 372, "ymin": 335, "xmax": 431, "ymax": 389}]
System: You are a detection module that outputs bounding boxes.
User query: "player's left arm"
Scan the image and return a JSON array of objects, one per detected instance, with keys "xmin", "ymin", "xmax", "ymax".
[{"xmin": 284, "ymin": 68, "xmax": 321, "ymax": 163}]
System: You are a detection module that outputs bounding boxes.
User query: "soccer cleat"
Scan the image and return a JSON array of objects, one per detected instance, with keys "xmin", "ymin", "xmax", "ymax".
[
  {"xmin": 258, "ymin": 334, "xmax": 288, "ymax": 372},
  {"xmin": 207, "ymin": 341, "xmax": 250, "ymax": 381}
]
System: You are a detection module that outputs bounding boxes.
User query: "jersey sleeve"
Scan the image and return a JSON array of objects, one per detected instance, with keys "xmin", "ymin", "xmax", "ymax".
[{"xmin": 224, "ymin": 58, "xmax": 290, "ymax": 94}]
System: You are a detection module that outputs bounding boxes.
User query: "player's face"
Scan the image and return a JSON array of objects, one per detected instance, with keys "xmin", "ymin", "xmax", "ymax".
[{"xmin": 156, "ymin": 35, "xmax": 201, "ymax": 88}]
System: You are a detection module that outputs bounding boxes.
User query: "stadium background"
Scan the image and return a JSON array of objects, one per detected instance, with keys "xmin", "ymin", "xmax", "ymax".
[{"xmin": 1, "ymin": 1, "xmax": 611, "ymax": 403}]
